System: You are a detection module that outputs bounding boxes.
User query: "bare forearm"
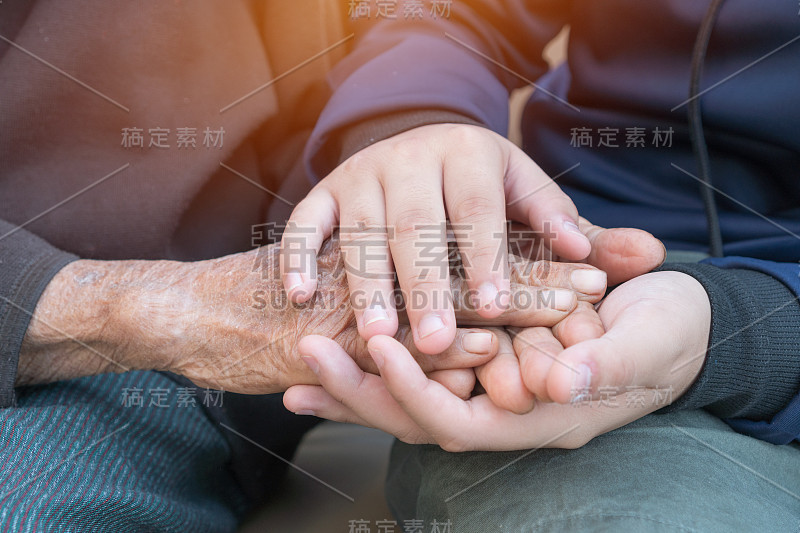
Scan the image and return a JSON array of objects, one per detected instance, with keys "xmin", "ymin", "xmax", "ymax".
[
  {"xmin": 15, "ymin": 244, "xmax": 288, "ymax": 388},
  {"xmin": 14, "ymin": 238, "xmax": 604, "ymax": 393},
  {"xmin": 17, "ymin": 259, "xmax": 180, "ymax": 385}
]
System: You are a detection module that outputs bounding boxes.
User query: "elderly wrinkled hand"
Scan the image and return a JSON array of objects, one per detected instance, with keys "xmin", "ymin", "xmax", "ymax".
[{"xmin": 19, "ymin": 236, "xmax": 606, "ymax": 396}]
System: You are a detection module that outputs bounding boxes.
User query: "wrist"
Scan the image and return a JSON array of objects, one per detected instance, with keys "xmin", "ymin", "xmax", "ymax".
[
  {"xmin": 101, "ymin": 258, "xmax": 200, "ymax": 374},
  {"xmin": 337, "ymin": 111, "xmax": 485, "ymax": 167},
  {"xmin": 18, "ymin": 259, "xmax": 172, "ymax": 384},
  {"xmin": 656, "ymin": 263, "xmax": 800, "ymax": 420}
]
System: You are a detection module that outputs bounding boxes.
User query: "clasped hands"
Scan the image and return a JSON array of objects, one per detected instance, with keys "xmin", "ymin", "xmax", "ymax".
[
  {"xmin": 20, "ymin": 124, "xmax": 711, "ymax": 453},
  {"xmin": 15, "ymin": 125, "xmax": 711, "ymax": 455},
  {"xmin": 283, "ymin": 220, "xmax": 710, "ymax": 451},
  {"xmin": 280, "ymin": 125, "xmax": 712, "ymax": 452}
]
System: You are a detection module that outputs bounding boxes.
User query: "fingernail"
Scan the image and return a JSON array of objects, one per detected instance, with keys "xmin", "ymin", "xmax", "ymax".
[
  {"xmin": 543, "ymin": 289, "xmax": 575, "ymax": 311},
  {"xmin": 463, "ymin": 332, "xmax": 493, "ymax": 354},
  {"xmin": 364, "ymin": 305, "xmax": 389, "ymax": 326},
  {"xmin": 563, "ymin": 220, "xmax": 583, "ymax": 236},
  {"xmin": 301, "ymin": 355, "xmax": 319, "ymax": 375},
  {"xmin": 369, "ymin": 346, "xmax": 385, "ymax": 369},
  {"xmin": 295, "ymin": 409, "xmax": 316, "ymax": 416},
  {"xmin": 286, "ymin": 272, "xmax": 303, "ymax": 291},
  {"xmin": 570, "ymin": 269, "xmax": 607, "ymax": 294},
  {"xmin": 574, "ymin": 363, "xmax": 592, "ymax": 393},
  {"xmin": 474, "ymin": 282, "xmax": 499, "ymax": 310},
  {"xmin": 418, "ymin": 314, "xmax": 446, "ymax": 339}
]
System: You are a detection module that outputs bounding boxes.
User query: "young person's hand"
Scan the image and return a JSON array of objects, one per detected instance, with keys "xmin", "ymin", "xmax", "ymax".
[
  {"xmin": 283, "ymin": 271, "xmax": 710, "ymax": 451},
  {"xmin": 520, "ymin": 271, "xmax": 710, "ymax": 406},
  {"xmin": 281, "ymin": 124, "xmax": 593, "ymax": 355},
  {"xmin": 471, "ymin": 218, "xmax": 667, "ymax": 413}
]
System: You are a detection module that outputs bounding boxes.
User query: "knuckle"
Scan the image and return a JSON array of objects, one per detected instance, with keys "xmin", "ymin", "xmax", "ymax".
[
  {"xmin": 284, "ymin": 226, "xmax": 321, "ymax": 250},
  {"xmin": 352, "ymin": 368, "xmax": 370, "ymax": 394},
  {"xmin": 340, "ymin": 150, "xmax": 379, "ymax": 177},
  {"xmin": 402, "ymin": 277, "xmax": 448, "ymax": 294},
  {"xmin": 392, "ymin": 208, "xmax": 439, "ymax": 238},
  {"xmin": 342, "ymin": 214, "xmax": 386, "ymax": 238},
  {"xmin": 389, "ymin": 136, "xmax": 429, "ymax": 160},
  {"xmin": 530, "ymin": 260, "xmax": 553, "ymax": 285},
  {"xmin": 446, "ymin": 124, "xmax": 488, "ymax": 147},
  {"xmin": 591, "ymin": 338, "xmax": 635, "ymax": 389},
  {"xmin": 526, "ymin": 340, "xmax": 560, "ymax": 362},
  {"xmin": 462, "ymin": 246, "xmax": 501, "ymax": 270},
  {"xmin": 614, "ymin": 354, "xmax": 637, "ymax": 391},
  {"xmin": 450, "ymin": 194, "xmax": 497, "ymax": 222}
]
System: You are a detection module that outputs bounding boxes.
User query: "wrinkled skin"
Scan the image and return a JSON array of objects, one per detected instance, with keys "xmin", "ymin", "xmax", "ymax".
[
  {"xmin": 162, "ymin": 239, "xmax": 604, "ymax": 393},
  {"xmin": 21, "ymin": 237, "xmax": 605, "ymax": 395}
]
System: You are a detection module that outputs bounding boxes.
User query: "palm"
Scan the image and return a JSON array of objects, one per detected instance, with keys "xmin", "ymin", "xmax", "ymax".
[{"xmin": 565, "ymin": 271, "xmax": 711, "ymax": 401}]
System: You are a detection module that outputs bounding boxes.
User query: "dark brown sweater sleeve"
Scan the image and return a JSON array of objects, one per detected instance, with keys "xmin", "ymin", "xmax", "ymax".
[{"xmin": 0, "ymin": 219, "xmax": 78, "ymax": 408}]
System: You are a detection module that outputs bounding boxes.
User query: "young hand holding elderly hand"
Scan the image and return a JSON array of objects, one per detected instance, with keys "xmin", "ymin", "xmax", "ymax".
[
  {"xmin": 19, "ymin": 231, "xmax": 609, "ymax": 400},
  {"xmin": 281, "ymin": 124, "xmax": 595, "ymax": 355},
  {"xmin": 284, "ymin": 219, "xmax": 714, "ymax": 452}
]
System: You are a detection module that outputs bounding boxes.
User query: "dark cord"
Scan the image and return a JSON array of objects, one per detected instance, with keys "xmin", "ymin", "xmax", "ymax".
[{"xmin": 688, "ymin": 0, "xmax": 726, "ymax": 257}]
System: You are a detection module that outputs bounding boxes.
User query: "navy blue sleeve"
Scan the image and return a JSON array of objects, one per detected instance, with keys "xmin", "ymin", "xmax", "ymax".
[
  {"xmin": 305, "ymin": 0, "xmax": 570, "ymax": 179},
  {"xmin": 659, "ymin": 257, "xmax": 800, "ymax": 444}
]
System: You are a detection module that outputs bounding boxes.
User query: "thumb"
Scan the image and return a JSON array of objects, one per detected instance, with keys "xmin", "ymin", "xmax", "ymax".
[
  {"xmin": 579, "ymin": 218, "xmax": 666, "ymax": 286},
  {"xmin": 544, "ymin": 314, "xmax": 666, "ymax": 404}
]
